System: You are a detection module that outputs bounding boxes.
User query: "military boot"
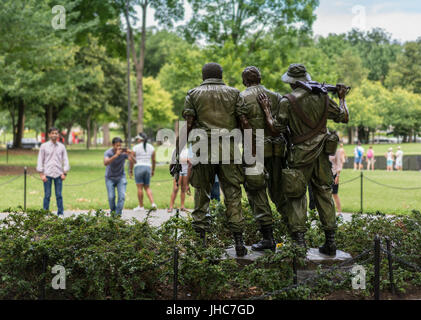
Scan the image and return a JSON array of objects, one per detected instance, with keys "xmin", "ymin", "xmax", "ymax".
[
  {"xmin": 233, "ymin": 233, "xmax": 247, "ymax": 257},
  {"xmin": 291, "ymin": 231, "xmax": 306, "ymax": 248},
  {"xmin": 319, "ymin": 230, "xmax": 337, "ymax": 256},
  {"xmin": 195, "ymin": 230, "xmax": 207, "ymax": 248},
  {"xmin": 251, "ymin": 226, "xmax": 276, "ymax": 252}
]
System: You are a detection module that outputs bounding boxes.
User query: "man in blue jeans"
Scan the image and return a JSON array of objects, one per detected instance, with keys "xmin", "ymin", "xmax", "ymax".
[
  {"xmin": 104, "ymin": 137, "xmax": 136, "ymax": 215},
  {"xmin": 36, "ymin": 127, "xmax": 70, "ymax": 215}
]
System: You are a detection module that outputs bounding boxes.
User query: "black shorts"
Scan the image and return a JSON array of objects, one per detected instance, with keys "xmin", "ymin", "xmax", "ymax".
[{"xmin": 331, "ymin": 174, "xmax": 339, "ymax": 195}]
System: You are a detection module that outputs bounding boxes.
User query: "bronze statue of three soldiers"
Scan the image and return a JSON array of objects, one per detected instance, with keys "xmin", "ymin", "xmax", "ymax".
[{"xmin": 175, "ymin": 62, "xmax": 349, "ymax": 257}]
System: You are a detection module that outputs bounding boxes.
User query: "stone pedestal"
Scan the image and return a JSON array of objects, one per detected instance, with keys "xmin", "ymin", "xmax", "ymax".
[
  {"xmin": 223, "ymin": 246, "xmax": 353, "ymax": 280},
  {"xmin": 297, "ymin": 248, "xmax": 353, "ymax": 283},
  {"xmin": 223, "ymin": 246, "xmax": 269, "ymax": 266}
]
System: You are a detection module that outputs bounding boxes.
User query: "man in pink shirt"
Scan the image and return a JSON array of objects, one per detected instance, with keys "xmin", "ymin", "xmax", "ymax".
[
  {"xmin": 36, "ymin": 127, "xmax": 70, "ymax": 215},
  {"xmin": 329, "ymin": 147, "xmax": 343, "ymax": 217}
]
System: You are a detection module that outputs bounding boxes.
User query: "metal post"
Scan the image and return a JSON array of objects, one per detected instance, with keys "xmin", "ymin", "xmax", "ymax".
[
  {"xmin": 173, "ymin": 208, "xmax": 180, "ymax": 300},
  {"xmin": 125, "ymin": 0, "xmax": 132, "ymax": 150},
  {"xmin": 386, "ymin": 238, "xmax": 396, "ymax": 295},
  {"xmin": 173, "ymin": 246, "xmax": 179, "ymax": 300},
  {"xmin": 360, "ymin": 171, "xmax": 363, "ymax": 214},
  {"xmin": 374, "ymin": 235, "xmax": 381, "ymax": 300},
  {"xmin": 292, "ymin": 255, "xmax": 298, "ymax": 285},
  {"xmin": 39, "ymin": 254, "xmax": 47, "ymax": 300},
  {"xmin": 175, "ymin": 208, "xmax": 179, "ymax": 239},
  {"xmin": 6, "ymin": 144, "xmax": 8, "ymax": 164},
  {"xmin": 24, "ymin": 166, "xmax": 27, "ymax": 210}
]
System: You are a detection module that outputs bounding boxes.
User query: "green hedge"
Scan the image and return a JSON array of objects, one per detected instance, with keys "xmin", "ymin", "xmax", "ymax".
[{"xmin": 0, "ymin": 205, "xmax": 420, "ymax": 299}]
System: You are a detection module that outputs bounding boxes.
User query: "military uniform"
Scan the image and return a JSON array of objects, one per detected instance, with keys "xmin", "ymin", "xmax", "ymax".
[
  {"xmin": 237, "ymin": 85, "xmax": 286, "ymax": 227},
  {"xmin": 183, "ymin": 78, "xmax": 245, "ymax": 233},
  {"xmin": 276, "ymin": 88, "xmax": 347, "ymax": 233}
]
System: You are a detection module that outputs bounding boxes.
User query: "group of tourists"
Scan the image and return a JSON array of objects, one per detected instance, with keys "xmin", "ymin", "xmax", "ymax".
[
  {"xmin": 354, "ymin": 143, "xmax": 404, "ymax": 171},
  {"xmin": 173, "ymin": 62, "xmax": 350, "ymax": 258},
  {"xmin": 37, "ymin": 129, "xmax": 158, "ymax": 217},
  {"xmin": 386, "ymin": 146, "xmax": 404, "ymax": 171}
]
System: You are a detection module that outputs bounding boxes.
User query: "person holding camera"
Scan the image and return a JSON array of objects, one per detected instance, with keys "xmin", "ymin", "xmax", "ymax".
[{"xmin": 104, "ymin": 137, "xmax": 136, "ymax": 215}]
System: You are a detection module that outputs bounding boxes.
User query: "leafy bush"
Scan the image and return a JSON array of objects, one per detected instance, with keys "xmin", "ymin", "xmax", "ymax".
[
  {"xmin": 0, "ymin": 206, "xmax": 420, "ymax": 300},
  {"xmin": 0, "ymin": 209, "xmax": 170, "ymax": 299}
]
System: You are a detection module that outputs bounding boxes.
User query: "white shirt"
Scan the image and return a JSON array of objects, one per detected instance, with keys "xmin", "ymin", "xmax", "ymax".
[
  {"xmin": 133, "ymin": 143, "xmax": 155, "ymax": 167},
  {"xmin": 329, "ymin": 149, "xmax": 343, "ymax": 176},
  {"xmin": 36, "ymin": 141, "xmax": 70, "ymax": 178},
  {"xmin": 396, "ymin": 150, "xmax": 403, "ymax": 161}
]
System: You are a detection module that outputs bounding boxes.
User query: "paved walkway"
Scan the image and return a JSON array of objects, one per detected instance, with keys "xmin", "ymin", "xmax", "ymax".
[
  {"xmin": 0, "ymin": 209, "xmax": 191, "ymax": 228},
  {"xmin": 0, "ymin": 209, "xmax": 358, "ymax": 227}
]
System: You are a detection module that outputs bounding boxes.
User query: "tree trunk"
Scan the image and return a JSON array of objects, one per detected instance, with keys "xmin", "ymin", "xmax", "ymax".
[
  {"xmin": 45, "ymin": 104, "xmax": 54, "ymax": 135},
  {"xmin": 125, "ymin": 1, "xmax": 147, "ymax": 134},
  {"xmin": 86, "ymin": 116, "xmax": 91, "ymax": 150},
  {"xmin": 93, "ymin": 122, "xmax": 98, "ymax": 147},
  {"xmin": 65, "ymin": 123, "xmax": 73, "ymax": 145},
  {"xmin": 14, "ymin": 99, "xmax": 25, "ymax": 149},
  {"xmin": 347, "ymin": 127, "xmax": 353, "ymax": 145},
  {"xmin": 102, "ymin": 123, "xmax": 110, "ymax": 146},
  {"xmin": 137, "ymin": 2, "xmax": 147, "ymax": 133},
  {"xmin": 8, "ymin": 104, "xmax": 16, "ymax": 148}
]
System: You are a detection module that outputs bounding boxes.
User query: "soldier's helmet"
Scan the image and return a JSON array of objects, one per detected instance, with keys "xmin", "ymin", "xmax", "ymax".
[{"xmin": 281, "ymin": 63, "xmax": 311, "ymax": 84}]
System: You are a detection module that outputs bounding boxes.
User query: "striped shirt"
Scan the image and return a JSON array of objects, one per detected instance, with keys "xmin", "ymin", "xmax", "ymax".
[{"xmin": 36, "ymin": 141, "xmax": 70, "ymax": 178}]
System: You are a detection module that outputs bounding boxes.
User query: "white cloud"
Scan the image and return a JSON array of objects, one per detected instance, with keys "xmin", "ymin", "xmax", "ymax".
[{"xmin": 313, "ymin": 10, "xmax": 421, "ymax": 42}]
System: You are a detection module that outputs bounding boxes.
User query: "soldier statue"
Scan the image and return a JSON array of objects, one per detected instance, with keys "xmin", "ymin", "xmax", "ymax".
[
  {"xmin": 257, "ymin": 63, "xmax": 349, "ymax": 256},
  {"xmin": 237, "ymin": 66, "xmax": 287, "ymax": 251},
  {"xmin": 179, "ymin": 62, "xmax": 248, "ymax": 257}
]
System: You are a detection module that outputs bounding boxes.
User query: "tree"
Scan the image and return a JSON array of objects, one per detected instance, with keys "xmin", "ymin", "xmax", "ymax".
[
  {"xmin": 183, "ymin": 0, "xmax": 319, "ymax": 46},
  {"xmin": 382, "ymin": 88, "xmax": 421, "ymax": 142},
  {"xmin": 0, "ymin": 0, "xmax": 79, "ymax": 148},
  {"xmin": 334, "ymin": 49, "xmax": 368, "ymax": 88},
  {"xmin": 385, "ymin": 39, "xmax": 421, "ymax": 94},
  {"xmin": 345, "ymin": 80, "xmax": 386, "ymax": 143},
  {"xmin": 144, "ymin": 29, "xmax": 189, "ymax": 77},
  {"xmin": 141, "ymin": 77, "xmax": 176, "ymax": 132},
  {"xmin": 346, "ymin": 28, "xmax": 401, "ymax": 84},
  {"xmin": 123, "ymin": 0, "xmax": 184, "ymax": 133},
  {"xmin": 158, "ymin": 45, "xmax": 206, "ymax": 117}
]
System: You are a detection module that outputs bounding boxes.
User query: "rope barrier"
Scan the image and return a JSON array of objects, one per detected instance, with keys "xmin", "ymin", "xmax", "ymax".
[
  {"xmin": 364, "ymin": 175, "xmax": 421, "ymax": 190},
  {"xmin": 28, "ymin": 173, "xmax": 173, "ymax": 185},
  {"xmin": 340, "ymin": 176, "xmax": 360, "ymax": 185},
  {"xmin": 380, "ymin": 247, "xmax": 421, "ymax": 272},
  {"xmin": 65, "ymin": 177, "xmax": 104, "ymax": 187},
  {"xmin": 0, "ymin": 175, "xmax": 22, "ymax": 186}
]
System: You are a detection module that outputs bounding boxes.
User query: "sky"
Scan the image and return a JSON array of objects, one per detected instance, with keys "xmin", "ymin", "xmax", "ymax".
[
  {"xmin": 139, "ymin": 0, "xmax": 421, "ymax": 43},
  {"xmin": 313, "ymin": 0, "xmax": 421, "ymax": 42}
]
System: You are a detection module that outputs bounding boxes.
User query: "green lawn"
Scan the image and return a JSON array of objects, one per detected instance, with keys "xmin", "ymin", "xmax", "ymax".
[
  {"xmin": 333, "ymin": 169, "xmax": 421, "ymax": 215},
  {"xmin": 1, "ymin": 149, "xmax": 420, "ymax": 214}
]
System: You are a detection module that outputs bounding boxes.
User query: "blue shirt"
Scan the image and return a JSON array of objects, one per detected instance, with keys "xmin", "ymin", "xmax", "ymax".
[{"xmin": 104, "ymin": 148, "xmax": 128, "ymax": 180}]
